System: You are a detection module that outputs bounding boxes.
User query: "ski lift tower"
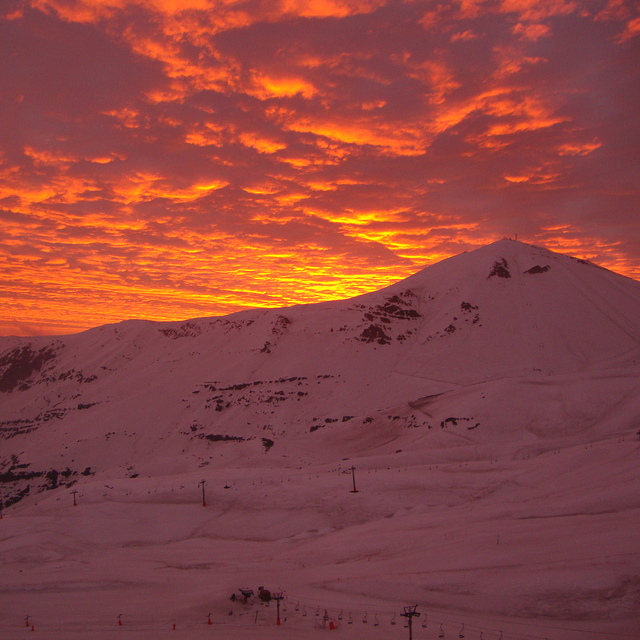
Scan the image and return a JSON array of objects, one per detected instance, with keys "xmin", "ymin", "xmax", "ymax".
[
  {"xmin": 272, "ymin": 592, "xmax": 284, "ymax": 625},
  {"xmin": 401, "ymin": 605, "xmax": 420, "ymax": 640}
]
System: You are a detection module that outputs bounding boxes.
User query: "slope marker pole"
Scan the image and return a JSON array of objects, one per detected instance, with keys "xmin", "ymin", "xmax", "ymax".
[{"xmin": 350, "ymin": 466, "xmax": 358, "ymax": 493}]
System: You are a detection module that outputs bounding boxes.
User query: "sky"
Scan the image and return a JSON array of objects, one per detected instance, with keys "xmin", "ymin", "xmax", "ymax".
[{"xmin": 1, "ymin": 0, "xmax": 639, "ymax": 337}]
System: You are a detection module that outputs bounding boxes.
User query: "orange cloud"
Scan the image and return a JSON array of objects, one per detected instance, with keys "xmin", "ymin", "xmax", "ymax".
[
  {"xmin": 249, "ymin": 73, "xmax": 318, "ymax": 100},
  {"xmin": 283, "ymin": 116, "xmax": 429, "ymax": 156},
  {"xmin": 451, "ymin": 30, "xmax": 479, "ymax": 42},
  {"xmin": 278, "ymin": 0, "xmax": 387, "ymax": 19},
  {"xmin": 111, "ymin": 173, "xmax": 228, "ymax": 204},
  {"xmin": 512, "ymin": 22, "xmax": 552, "ymax": 40},
  {"xmin": 238, "ymin": 132, "xmax": 287, "ymax": 154},
  {"xmin": 406, "ymin": 58, "xmax": 461, "ymax": 105},
  {"xmin": 1, "ymin": 0, "xmax": 638, "ymax": 337},
  {"xmin": 503, "ymin": 165, "xmax": 561, "ymax": 184},
  {"xmin": 31, "ymin": 0, "xmax": 221, "ymax": 22},
  {"xmin": 615, "ymin": 15, "xmax": 640, "ymax": 42},
  {"xmin": 185, "ymin": 122, "xmax": 229, "ymax": 147},
  {"xmin": 557, "ymin": 140, "xmax": 602, "ymax": 156},
  {"xmin": 305, "ymin": 206, "xmax": 408, "ymax": 226},
  {"xmin": 497, "ymin": 0, "xmax": 578, "ymax": 21}
]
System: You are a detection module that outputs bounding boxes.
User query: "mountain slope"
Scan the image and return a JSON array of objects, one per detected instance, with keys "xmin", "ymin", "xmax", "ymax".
[
  {"xmin": 0, "ymin": 239, "xmax": 639, "ymax": 639},
  {"xmin": 2, "ymin": 239, "xmax": 639, "ymax": 475}
]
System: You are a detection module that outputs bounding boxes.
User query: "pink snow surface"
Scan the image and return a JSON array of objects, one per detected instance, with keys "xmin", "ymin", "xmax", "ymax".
[{"xmin": 0, "ymin": 240, "xmax": 639, "ymax": 640}]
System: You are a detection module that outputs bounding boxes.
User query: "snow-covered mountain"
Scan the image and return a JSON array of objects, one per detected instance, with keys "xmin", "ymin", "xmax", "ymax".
[{"xmin": 0, "ymin": 239, "xmax": 639, "ymax": 640}]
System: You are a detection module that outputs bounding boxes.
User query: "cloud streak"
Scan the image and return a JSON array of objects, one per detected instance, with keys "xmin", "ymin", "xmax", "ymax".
[{"xmin": 1, "ymin": 0, "xmax": 639, "ymax": 334}]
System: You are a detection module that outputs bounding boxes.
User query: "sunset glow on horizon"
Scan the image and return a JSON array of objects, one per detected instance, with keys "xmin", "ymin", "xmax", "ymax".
[{"xmin": 1, "ymin": 0, "xmax": 639, "ymax": 336}]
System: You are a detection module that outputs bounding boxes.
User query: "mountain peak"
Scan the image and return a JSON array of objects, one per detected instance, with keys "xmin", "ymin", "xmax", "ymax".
[
  {"xmin": 390, "ymin": 237, "xmax": 611, "ymax": 293},
  {"xmin": 1, "ymin": 240, "xmax": 639, "ymax": 635}
]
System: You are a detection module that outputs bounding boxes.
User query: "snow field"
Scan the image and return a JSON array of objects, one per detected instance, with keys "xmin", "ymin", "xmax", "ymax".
[{"xmin": 1, "ymin": 427, "xmax": 638, "ymax": 640}]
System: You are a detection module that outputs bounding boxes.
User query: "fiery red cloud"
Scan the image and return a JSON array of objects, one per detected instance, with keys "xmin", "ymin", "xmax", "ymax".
[{"xmin": 1, "ymin": 0, "xmax": 638, "ymax": 335}]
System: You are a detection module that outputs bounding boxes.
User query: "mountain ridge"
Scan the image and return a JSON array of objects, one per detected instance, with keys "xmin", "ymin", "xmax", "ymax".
[{"xmin": 1, "ymin": 237, "xmax": 639, "ymax": 476}]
